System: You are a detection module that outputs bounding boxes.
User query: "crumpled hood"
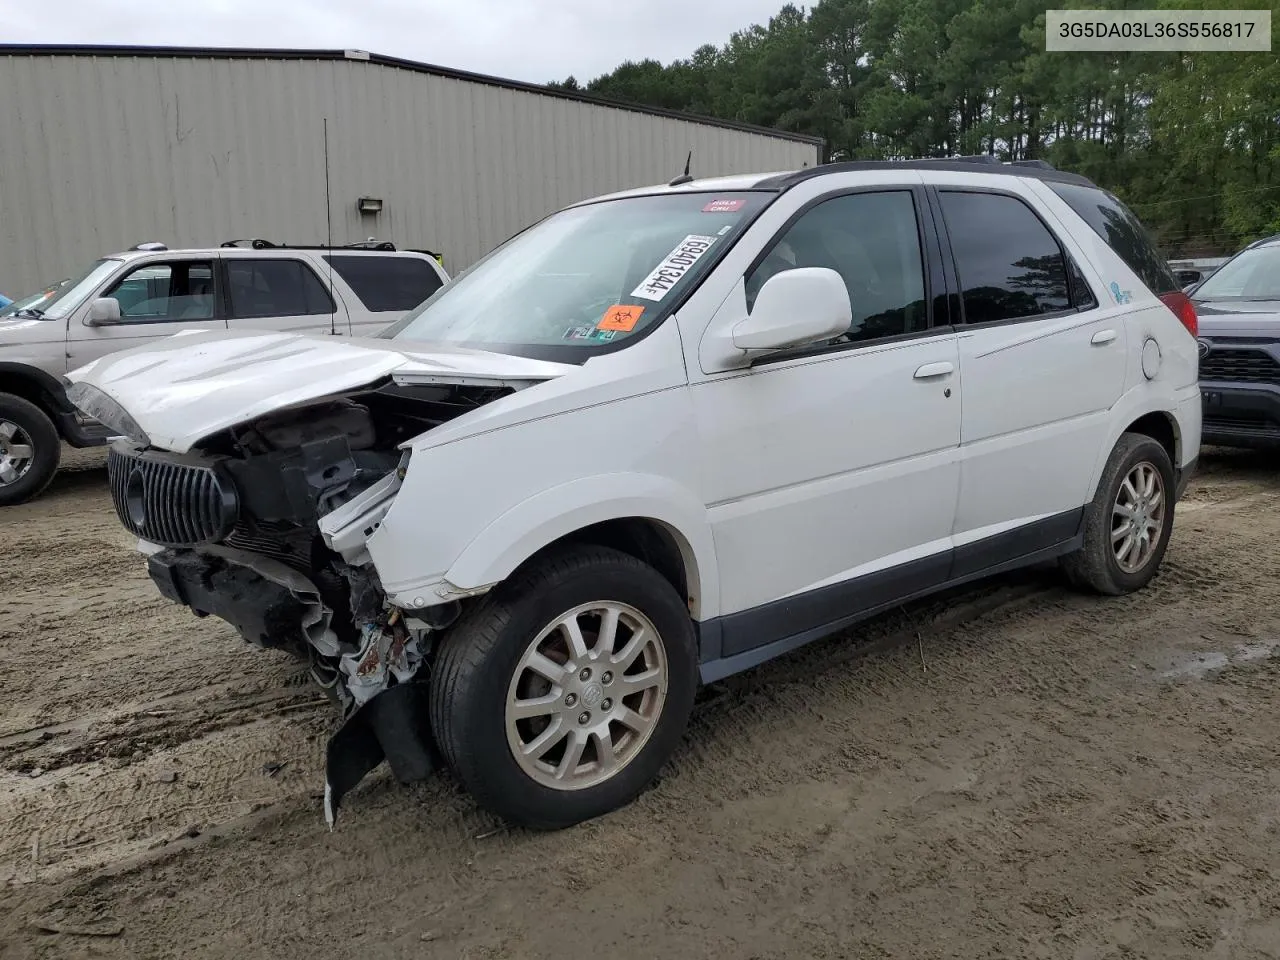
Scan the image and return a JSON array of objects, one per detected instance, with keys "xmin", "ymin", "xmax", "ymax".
[
  {"xmin": 66, "ymin": 329, "xmax": 574, "ymax": 453},
  {"xmin": 1194, "ymin": 300, "xmax": 1280, "ymax": 339}
]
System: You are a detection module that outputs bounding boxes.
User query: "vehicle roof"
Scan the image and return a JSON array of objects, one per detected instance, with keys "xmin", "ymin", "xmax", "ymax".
[{"xmin": 576, "ymin": 157, "xmax": 1098, "ymax": 206}]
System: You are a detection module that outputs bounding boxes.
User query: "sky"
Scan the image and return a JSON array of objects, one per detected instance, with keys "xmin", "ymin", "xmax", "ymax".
[{"xmin": 1, "ymin": 0, "xmax": 785, "ymax": 84}]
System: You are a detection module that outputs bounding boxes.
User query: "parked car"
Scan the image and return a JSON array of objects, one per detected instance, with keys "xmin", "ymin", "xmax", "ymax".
[
  {"xmin": 0, "ymin": 240, "xmax": 448, "ymax": 505},
  {"xmin": 1168, "ymin": 257, "xmax": 1228, "ymax": 291},
  {"xmin": 67, "ymin": 158, "xmax": 1201, "ymax": 830},
  {"xmin": 1190, "ymin": 234, "xmax": 1280, "ymax": 448}
]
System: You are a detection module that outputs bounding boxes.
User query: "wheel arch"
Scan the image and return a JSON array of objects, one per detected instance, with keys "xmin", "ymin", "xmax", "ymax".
[
  {"xmin": 442, "ymin": 475, "xmax": 719, "ymax": 620},
  {"xmin": 0, "ymin": 362, "xmax": 70, "ymax": 422}
]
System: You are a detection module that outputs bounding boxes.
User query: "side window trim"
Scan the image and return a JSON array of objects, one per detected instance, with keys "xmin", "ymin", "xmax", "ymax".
[
  {"xmin": 102, "ymin": 258, "xmax": 221, "ymax": 325},
  {"xmin": 928, "ymin": 184, "xmax": 1097, "ymax": 329},
  {"xmin": 742, "ymin": 184, "xmax": 943, "ymax": 367}
]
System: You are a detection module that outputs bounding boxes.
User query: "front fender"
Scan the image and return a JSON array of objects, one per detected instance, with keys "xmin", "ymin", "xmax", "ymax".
[{"xmin": 444, "ymin": 473, "xmax": 720, "ymax": 619}]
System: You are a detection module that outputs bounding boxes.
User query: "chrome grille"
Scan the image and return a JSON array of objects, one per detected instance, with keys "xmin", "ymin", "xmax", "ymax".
[
  {"xmin": 107, "ymin": 446, "xmax": 238, "ymax": 547},
  {"xmin": 1200, "ymin": 348, "xmax": 1280, "ymax": 384}
]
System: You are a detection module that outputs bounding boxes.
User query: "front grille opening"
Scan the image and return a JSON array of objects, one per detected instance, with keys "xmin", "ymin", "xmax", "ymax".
[
  {"xmin": 107, "ymin": 446, "xmax": 238, "ymax": 547},
  {"xmin": 1201, "ymin": 349, "xmax": 1280, "ymax": 384}
]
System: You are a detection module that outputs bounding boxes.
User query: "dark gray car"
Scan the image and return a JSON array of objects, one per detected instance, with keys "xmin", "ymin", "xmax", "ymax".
[{"xmin": 1193, "ymin": 235, "xmax": 1280, "ymax": 448}]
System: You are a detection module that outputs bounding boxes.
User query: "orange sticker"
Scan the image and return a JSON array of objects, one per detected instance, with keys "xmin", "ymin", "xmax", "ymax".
[{"xmin": 597, "ymin": 304, "xmax": 645, "ymax": 332}]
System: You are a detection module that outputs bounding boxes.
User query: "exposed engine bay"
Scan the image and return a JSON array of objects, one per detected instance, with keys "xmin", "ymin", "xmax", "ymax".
[{"xmin": 103, "ymin": 378, "xmax": 512, "ymax": 824}]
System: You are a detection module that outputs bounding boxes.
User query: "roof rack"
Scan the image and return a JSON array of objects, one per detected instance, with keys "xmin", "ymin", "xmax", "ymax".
[
  {"xmin": 219, "ymin": 238, "xmax": 399, "ymax": 251},
  {"xmin": 756, "ymin": 156, "xmax": 1094, "ymax": 191}
]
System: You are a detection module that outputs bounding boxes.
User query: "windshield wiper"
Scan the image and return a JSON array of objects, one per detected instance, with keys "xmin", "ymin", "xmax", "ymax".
[{"xmin": 14, "ymin": 307, "xmax": 46, "ymax": 319}]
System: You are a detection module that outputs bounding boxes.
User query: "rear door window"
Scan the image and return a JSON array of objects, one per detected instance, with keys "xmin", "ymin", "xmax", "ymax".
[
  {"xmin": 226, "ymin": 259, "xmax": 334, "ymax": 319},
  {"xmin": 324, "ymin": 255, "xmax": 444, "ymax": 313},
  {"xmin": 938, "ymin": 191, "xmax": 1073, "ymax": 324},
  {"xmin": 1046, "ymin": 182, "xmax": 1177, "ymax": 296}
]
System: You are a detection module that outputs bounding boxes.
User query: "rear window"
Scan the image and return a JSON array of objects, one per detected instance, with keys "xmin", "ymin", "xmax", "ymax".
[
  {"xmin": 324, "ymin": 255, "xmax": 444, "ymax": 313},
  {"xmin": 1047, "ymin": 182, "xmax": 1177, "ymax": 296}
]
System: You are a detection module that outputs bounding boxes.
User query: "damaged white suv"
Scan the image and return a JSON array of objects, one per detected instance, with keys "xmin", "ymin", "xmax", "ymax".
[{"xmin": 69, "ymin": 159, "xmax": 1202, "ymax": 829}]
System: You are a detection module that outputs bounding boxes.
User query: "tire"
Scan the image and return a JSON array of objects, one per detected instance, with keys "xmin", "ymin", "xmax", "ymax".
[
  {"xmin": 0, "ymin": 392, "xmax": 61, "ymax": 507},
  {"xmin": 430, "ymin": 544, "xmax": 698, "ymax": 829},
  {"xmin": 1061, "ymin": 432, "xmax": 1176, "ymax": 596}
]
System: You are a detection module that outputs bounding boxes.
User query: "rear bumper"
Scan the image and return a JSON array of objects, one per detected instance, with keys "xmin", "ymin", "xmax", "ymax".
[{"xmin": 1200, "ymin": 381, "xmax": 1280, "ymax": 448}]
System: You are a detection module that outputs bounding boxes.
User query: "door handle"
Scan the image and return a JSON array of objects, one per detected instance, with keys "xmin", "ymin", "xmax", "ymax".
[
  {"xmin": 913, "ymin": 361, "xmax": 954, "ymax": 379},
  {"xmin": 1091, "ymin": 329, "xmax": 1118, "ymax": 346}
]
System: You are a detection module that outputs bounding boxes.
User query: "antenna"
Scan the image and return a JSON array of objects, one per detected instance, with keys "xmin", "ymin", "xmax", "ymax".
[
  {"xmin": 668, "ymin": 149, "xmax": 694, "ymax": 187},
  {"xmin": 323, "ymin": 117, "xmax": 337, "ymax": 336}
]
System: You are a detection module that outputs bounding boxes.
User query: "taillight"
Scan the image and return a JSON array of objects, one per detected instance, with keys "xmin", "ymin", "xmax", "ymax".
[{"xmin": 1159, "ymin": 291, "xmax": 1198, "ymax": 337}]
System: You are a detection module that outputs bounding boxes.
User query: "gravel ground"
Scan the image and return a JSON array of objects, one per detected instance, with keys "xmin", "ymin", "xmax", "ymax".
[{"xmin": 3, "ymin": 446, "xmax": 1280, "ymax": 959}]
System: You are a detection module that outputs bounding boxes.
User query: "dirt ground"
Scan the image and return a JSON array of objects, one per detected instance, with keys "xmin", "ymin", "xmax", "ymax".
[{"xmin": 3, "ymin": 446, "xmax": 1280, "ymax": 959}]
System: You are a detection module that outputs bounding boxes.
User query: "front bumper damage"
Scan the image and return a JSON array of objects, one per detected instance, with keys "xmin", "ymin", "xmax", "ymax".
[{"xmin": 146, "ymin": 544, "xmax": 444, "ymax": 826}]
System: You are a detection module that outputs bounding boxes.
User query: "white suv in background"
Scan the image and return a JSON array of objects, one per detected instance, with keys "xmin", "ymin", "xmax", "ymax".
[
  {"xmin": 68, "ymin": 158, "xmax": 1201, "ymax": 830},
  {"xmin": 0, "ymin": 240, "xmax": 448, "ymax": 504}
]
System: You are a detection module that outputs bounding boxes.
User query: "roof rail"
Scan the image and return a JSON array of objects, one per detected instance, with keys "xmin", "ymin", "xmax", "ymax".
[
  {"xmin": 755, "ymin": 156, "xmax": 1090, "ymax": 191},
  {"xmin": 219, "ymin": 238, "xmax": 399, "ymax": 251}
]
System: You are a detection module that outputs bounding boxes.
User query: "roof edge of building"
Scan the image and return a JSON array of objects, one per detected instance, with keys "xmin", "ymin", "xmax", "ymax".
[{"xmin": 0, "ymin": 43, "xmax": 827, "ymax": 148}]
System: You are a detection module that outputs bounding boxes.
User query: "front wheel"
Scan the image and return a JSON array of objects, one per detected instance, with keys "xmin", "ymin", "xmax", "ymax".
[
  {"xmin": 0, "ymin": 393, "xmax": 61, "ymax": 507},
  {"xmin": 1061, "ymin": 432, "xmax": 1176, "ymax": 595},
  {"xmin": 429, "ymin": 545, "xmax": 698, "ymax": 829}
]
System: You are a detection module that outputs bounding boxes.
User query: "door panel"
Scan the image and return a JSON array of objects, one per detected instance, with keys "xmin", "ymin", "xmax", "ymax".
[
  {"xmin": 935, "ymin": 188, "xmax": 1128, "ymax": 547},
  {"xmin": 696, "ymin": 335, "xmax": 961, "ymax": 644},
  {"xmin": 66, "ymin": 259, "xmax": 225, "ymax": 369}
]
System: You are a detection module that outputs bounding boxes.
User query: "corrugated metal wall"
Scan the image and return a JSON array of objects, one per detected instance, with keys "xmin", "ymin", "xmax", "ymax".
[{"xmin": 0, "ymin": 51, "xmax": 821, "ymax": 295}]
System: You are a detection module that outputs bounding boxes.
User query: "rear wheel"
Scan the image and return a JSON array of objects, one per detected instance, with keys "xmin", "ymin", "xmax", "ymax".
[
  {"xmin": 429, "ymin": 545, "xmax": 697, "ymax": 829},
  {"xmin": 0, "ymin": 393, "xmax": 60, "ymax": 507},
  {"xmin": 1062, "ymin": 432, "xmax": 1175, "ymax": 595}
]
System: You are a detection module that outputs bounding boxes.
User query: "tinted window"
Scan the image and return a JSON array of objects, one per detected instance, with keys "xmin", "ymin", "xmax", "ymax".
[
  {"xmin": 939, "ymin": 192, "xmax": 1071, "ymax": 324},
  {"xmin": 227, "ymin": 259, "xmax": 333, "ymax": 319},
  {"xmin": 746, "ymin": 190, "xmax": 927, "ymax": 344},
  {"xmin": 104, "ymin": 261, "xmax": 215, "ymax": 322},
  {"xmin": 1047, "ymin": 182, "xmax": 1177, "ymax": 296},
  {"xmin": 325, "ymin": 256, "xmax": 444, "ymax": 313}
]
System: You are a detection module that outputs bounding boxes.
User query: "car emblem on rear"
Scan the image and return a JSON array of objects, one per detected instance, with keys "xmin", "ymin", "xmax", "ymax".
[{"xmin": 1196, "ymin": 338, "xmax": 1211, "ymax": 360}]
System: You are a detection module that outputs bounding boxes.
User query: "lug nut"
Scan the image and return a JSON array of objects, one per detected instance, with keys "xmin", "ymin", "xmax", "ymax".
[
  {"xmin": 601, "ymin": 698, "xmax": 613, "ymax": 711},
  {"xmin": 578, "ymin": 712, "xmax": 591, "ymax": 725},
  {"xmin": 601, "ymin": 671, "xmax": 613, "ymax": 685},
  {"xmin": 565, "ymin": 693, "xmax": 578, "ymax": 707},
  {"xmin": 579, "ymin": 667, "xmax": 592, "ymax": 681}
]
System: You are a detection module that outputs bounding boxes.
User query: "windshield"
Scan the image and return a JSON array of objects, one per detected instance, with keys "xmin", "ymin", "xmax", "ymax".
[
  {"xmin": 1193, "ymin": 245, "xmax": 1280, "ymax": 301},
  {"xmin": 0, "ymin": 279, "xmax": 72, "ymax": 318},
  {"xmin": 382, "ymin": 192, "xmax": 772, "ymax": 361},
  {"xmin": 19, "ymin": 259, "xmax": 123, "ymax": 320}
]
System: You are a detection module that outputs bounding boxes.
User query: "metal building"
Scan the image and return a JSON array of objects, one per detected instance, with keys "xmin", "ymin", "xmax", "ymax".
[{"xmin": 0, "ymin": 45, "xmax": 823, "ymax": 296}]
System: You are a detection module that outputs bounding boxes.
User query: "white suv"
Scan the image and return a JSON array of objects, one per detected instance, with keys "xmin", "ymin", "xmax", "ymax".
[{"xmin": 67, "ymin": 159, "xmax": 1202, "ymax": 829}]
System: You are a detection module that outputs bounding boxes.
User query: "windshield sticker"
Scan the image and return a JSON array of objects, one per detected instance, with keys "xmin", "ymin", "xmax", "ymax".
[
  {"xmin": 562, "ymin": 325, "xmax": 595, "ymax": 341},
  {"xmin": 591, "ymin": 329, "xmax": 618, "ymax": 342},
  {"xmin": 703, "ymin": 198, "xmax": 745, "ymax": 213},
  {"xmin": 631, "ymin": 235, "xmax": 719, "ymax": 301},
  {"xmin": 717, "ymin": 225, "xmax": 733, "ymax": 236},
  {"xmin": 597, "ymin": 304, "xmax": 645, "ymax": 332}
]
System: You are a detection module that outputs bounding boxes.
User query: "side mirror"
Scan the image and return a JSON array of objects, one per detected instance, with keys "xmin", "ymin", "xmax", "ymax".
[
  {"xmin": 731, "ymin": 267, "xmax": 852, "ymax": 353},
  {"xmin": 87, "ymin": 297, "xmax": 122, "ymax": 326}
]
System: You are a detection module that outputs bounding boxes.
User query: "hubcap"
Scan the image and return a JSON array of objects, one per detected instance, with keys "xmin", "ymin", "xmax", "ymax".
[
  {"xmin": 0, "ymin": 420, "xmax": 35, "ymax": 487},
  {"xmin": 1113, "ymin": 461, "xmax": 1166, "ymax": 574},
  {"xmin": 505, "ymin": 601, "xmax": 668, "ymax": 791}
]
